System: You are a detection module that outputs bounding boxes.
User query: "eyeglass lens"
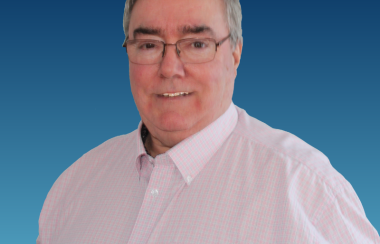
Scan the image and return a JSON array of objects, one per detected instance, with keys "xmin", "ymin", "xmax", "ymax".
[{"xmin": 126, "ymin": 38, "xmax": 217, "ymax": 64}]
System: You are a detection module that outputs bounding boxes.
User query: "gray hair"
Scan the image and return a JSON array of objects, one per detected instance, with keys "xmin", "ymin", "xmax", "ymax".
[{"xmin": 122, "ymin": 0, "xmax": 243, "ymax": 49}]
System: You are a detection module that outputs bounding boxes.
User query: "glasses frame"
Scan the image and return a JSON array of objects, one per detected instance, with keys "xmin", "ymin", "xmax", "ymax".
[{"xmin": 123, "ymin": 34, "xmax": 231, "ymax": 64}]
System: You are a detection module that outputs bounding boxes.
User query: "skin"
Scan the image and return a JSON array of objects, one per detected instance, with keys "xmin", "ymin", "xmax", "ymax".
[{"xmin": 128, "ymin": 0, "xmax": 243, "ymax": 157}]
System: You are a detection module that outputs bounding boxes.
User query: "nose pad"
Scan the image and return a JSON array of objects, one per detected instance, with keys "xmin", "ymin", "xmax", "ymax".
[
  {"xmin": 161, "ymin": 44, "xmax": 181, "ymax": 59},
  {"xmin": 162, "ymin": 47, "xmax": 165, "ymax": 57}
]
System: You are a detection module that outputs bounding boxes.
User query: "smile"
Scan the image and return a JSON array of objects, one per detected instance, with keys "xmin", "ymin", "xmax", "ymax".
[{"xmin": 159, "ymin": 92, "xmax": 190, "ymax": 97}]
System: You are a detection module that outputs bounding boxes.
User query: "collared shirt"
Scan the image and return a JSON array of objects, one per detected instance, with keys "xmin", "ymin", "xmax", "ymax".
[{"xmin": 37, "ymin": 103, "xmax": 380, "ymax": 244}]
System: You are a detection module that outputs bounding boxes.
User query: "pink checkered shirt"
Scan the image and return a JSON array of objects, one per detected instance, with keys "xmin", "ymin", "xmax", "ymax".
[{"xmin": 38, "ymin": 103, "xmax": 380, "ymax": 243}]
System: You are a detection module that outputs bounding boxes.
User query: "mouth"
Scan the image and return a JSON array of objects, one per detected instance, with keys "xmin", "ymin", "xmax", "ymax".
[{"xmin": 158, "ymin": 92, "xmax": 191, "ymax": 98}]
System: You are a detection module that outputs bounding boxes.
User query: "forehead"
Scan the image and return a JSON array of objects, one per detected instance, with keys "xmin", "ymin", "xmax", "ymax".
[{"xmin": 129, "ymin": 0, "xmax": 228, "ymax": 38}]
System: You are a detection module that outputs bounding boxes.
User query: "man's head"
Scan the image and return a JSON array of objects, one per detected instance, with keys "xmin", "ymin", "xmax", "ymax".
[
  {"xmin": 123, "ymin": 0, "xmax": 243, "ymax": 153},
  {"xmin": 123, "ymin": 0, "xmax": 243, "ymax": 50}
]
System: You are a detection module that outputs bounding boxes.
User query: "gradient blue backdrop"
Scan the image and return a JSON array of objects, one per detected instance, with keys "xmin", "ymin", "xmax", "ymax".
[{"xmin": 0, "ymin": 0, "xmax": 379, "ymax": 242}]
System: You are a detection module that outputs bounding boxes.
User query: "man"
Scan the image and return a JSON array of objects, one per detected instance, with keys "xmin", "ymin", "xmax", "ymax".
[{"xmin": 37, "ymin": 0, "xmax": 380, "ymax": 243}]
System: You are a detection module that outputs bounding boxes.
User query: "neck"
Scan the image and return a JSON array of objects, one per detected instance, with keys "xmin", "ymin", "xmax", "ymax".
[
  {"xmin": 144, "ymin": 133, "xmax": 171, "ymax": 158},
  {"xmin": 142, "ymin": 99, "xmax": 232, "ymax": 158}
]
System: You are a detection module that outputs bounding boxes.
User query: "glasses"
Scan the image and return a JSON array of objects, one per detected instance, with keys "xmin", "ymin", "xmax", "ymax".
[{"xmin": 123, "ymin": 34, "xmax": 231, "ymax": 65}]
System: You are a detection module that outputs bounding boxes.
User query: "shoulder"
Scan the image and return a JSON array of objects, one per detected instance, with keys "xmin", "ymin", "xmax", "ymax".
[
  {"xmin": 63, "ymin": 131, "xmax": 137, "ymax": 173},
  {"xmin": 84, "ymin": 131, "xmax": 137, "ymax": 158},
  {"xmin": 61, "ymin": 130, "xmax": 137, "ymax": 179},
  {"xmin": 38, "ymin": 131, "xmax": 139, "ymax": 241},
  {"xmin": 231, "ymin": 105, "xmax": 352, "ymax": 198},
  {"xmin": 226, "ymin": 106, "xmax": 376, "ymax": 238},
  {"xmin": 43, "ymin": 131, "xmax": 138, "ymax": 205}
]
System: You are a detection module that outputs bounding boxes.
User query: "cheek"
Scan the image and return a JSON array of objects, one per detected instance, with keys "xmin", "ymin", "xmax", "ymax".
[
  {"xmin": 130, "ymin": 65, "xmax": 157, "ymax": 93},
  {"xmin": 198, "ymin": 60, "xmax": 230, "ymax": 94},
  {"xmin": 186, "ymin": 65, "xmax": 223, "ymax": 112},
  {"xmin": 129, "ymin": 65, "xmax": 156, "ymax": 111},
  {"xmin": 130, "ymin": 66, "xmax": 146, "ymax": 88},
  {"xmin": 198, "ymin": 58, "xmax": 234, "ymax": 107}
]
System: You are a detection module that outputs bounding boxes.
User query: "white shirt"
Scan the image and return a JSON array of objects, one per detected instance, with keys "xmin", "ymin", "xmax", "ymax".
[{"xmin": 38, "ymin": 103, "xmax": 380, "ymax": 243}]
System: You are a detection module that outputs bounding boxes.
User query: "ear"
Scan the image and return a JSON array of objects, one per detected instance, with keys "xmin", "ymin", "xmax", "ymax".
[{"xmin": 232, "ymin": 41, "xmax": 243, "ymax": 71}]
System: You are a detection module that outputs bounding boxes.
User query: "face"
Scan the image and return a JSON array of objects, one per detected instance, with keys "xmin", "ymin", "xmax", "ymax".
[{"xmin": 129, "ymin": 0, "xmax": 242, "ymax": 147}]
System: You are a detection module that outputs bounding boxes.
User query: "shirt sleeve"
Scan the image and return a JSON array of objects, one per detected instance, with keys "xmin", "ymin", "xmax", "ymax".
[{"xmin": 314, "ymin": 183, "xmax": 380, "ymax": 243}]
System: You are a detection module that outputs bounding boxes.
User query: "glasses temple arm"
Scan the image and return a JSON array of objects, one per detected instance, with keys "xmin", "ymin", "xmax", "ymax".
[{"xmin": 216, "ymin": 34, "xmax": 231, "ymax": 47}]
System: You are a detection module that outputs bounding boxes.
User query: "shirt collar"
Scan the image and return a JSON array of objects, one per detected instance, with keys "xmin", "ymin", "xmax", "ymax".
[{"xmin": 134, "ymin": 102, "xmax": 238, "ymax": 185}]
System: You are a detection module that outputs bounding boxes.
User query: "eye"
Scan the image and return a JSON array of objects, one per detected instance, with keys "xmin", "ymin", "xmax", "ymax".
[
  {"xmin": 192, "ymin": 41, "xmax": 206, "ymax": 48},
  {"xmin": 139, "ymin": 42, "xmax": 156, "ymax": 49}
]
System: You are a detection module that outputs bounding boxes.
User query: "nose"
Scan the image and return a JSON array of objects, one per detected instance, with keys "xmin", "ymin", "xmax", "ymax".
[{"xmin": 159, "ymin": 44, "xmax": 185, "ymax": 79}]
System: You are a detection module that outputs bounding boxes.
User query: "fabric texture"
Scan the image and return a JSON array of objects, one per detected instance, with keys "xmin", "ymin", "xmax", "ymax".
[{"xmin": 37, "ymin": 103, "xmax": 380, "ymax": 244}]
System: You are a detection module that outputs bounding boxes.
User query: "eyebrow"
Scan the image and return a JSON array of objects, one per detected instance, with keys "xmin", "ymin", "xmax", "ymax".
[
  {"xmin": 180, "ymin": 25, "xmax": 215, "ymax": 37},
  {"xmin": 132, "ymin": 25, "xmax": 215, "ymax": 39},
  {"xmin": 133, "ymin": 27, "xmax": 162, "ymax": 39}
]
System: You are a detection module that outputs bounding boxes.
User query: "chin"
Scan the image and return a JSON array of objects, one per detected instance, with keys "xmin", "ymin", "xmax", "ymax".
[{"xmin": 155, "ymin": 112, "xmax": 196, "ymax": 132}]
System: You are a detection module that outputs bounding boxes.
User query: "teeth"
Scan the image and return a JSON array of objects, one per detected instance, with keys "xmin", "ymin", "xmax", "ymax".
[{"xmin": 161, "ymin": 92, "xmax": 189, "ymax": 97}]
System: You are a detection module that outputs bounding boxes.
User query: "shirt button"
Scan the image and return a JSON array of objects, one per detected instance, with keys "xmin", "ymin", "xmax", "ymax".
[
  {"xmin": 151, "ymin": 189, "xmax": 159, "ymax": 196},
  {"xmin": 187, "ymin": 176, "xmax": 192, "ymax": 183}
]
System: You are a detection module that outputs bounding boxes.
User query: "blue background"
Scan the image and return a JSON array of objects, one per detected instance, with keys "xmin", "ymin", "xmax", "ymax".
[{"xmin": 0, "ymin": 0, "xmax": 379, "ymax": 242}]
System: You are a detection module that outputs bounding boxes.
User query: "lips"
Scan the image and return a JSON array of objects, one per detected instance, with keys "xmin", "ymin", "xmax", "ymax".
[{"xmin": 159, "ymin": 92, "xmax": 190, "ymax": 97}]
